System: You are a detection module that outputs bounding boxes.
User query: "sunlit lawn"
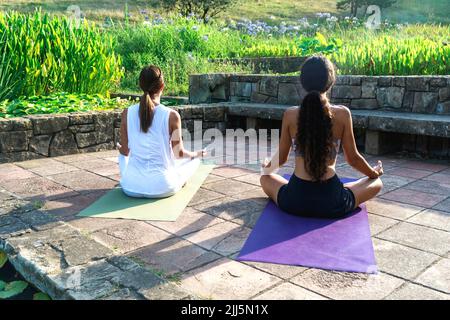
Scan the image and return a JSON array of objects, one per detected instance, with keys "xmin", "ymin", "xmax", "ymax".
[{"xmin": 1, "ymin": 0, "xmax": 448, "ymax": 24}]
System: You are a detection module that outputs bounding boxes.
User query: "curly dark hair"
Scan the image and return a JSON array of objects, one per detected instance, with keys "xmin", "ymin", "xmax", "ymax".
[{"xmin": 295, "ymin": 55, "xmax": 336, "ymax": 182}]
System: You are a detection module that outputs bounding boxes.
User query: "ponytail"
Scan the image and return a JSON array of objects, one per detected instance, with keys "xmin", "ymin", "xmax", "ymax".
[
  {"xmin": 295, "ymin": 91, "xmax": 333, "ymax": 182},
  {"xmin": 138, "ymin": 65, "xmax": 164, "ymax": 133},
  {"xmin": 139, "ymin": 91, "xmax": 155, "ymax": 133}
]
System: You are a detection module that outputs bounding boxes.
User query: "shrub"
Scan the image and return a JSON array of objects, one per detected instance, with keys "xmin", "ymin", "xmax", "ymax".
[
  {"xmin": 113, "ymin": 20, "xmax": 249, "ymax": 95},
  {"xmin": 0, "ymin": 10, "xmax": 123, "ymax": 101},
  {"xmin": 161, "ymin": 0, "xmax": 238, "ymax": 23}
]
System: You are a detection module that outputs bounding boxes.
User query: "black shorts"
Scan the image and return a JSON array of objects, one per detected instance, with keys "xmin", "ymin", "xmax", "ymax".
[{"xmin": 277, "ymin": 174, "xmax": 356, "ymax": 219}]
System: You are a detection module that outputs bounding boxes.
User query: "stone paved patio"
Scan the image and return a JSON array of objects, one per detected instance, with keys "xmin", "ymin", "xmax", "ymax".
[{"xmin": 0, "ymin": 145, "xmax": 449, "ymax": 300}]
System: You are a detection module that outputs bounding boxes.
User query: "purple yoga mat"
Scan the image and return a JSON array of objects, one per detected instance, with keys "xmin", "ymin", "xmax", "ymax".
[{"xmin": 237, "ymin": 176, "xmax": 377, "ymax": 274}]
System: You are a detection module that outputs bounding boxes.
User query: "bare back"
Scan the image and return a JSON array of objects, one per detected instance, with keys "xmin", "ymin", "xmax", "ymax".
[{"xmin": 283, "ymin": 104, "xmax": 350, "ymax": 181}]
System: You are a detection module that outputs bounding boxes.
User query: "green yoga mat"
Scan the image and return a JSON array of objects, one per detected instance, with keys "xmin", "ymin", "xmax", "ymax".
[{"xmin": 77, "ymin": 164, "xmax": 215, "ymax": 221}]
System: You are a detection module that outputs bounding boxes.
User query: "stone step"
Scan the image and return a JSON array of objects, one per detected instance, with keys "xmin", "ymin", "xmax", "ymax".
[{"xmin": 0, "ymin": 191, "xmax": 194, "ymax": 300}]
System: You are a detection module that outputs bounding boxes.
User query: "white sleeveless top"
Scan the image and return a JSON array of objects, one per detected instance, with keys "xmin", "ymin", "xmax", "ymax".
[{"xmin": 120, "ymin": 103, "xmax": 180, "ymax": 196}]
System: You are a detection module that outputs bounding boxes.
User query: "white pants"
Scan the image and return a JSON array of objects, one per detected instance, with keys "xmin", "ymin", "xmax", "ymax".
[{"xmin": 118, "ymin": 154, "xmax": 200, "ymax": 198}]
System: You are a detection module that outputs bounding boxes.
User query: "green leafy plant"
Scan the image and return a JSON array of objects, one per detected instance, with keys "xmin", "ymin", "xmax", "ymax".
[
  {"xmin": 33, "ymin": 292, "xmax": 51, "ymax": 300},
  {"xmin": 0, "ymin": 34, "xmax": 23, "ymax": 102},
  {"xmin": 299, "ymin": 33, "xmax": 342, "ymax": 55},
  {"xmin": 0, "ymin": 10, "xmax": 123, "ymax": 101},
  {"xmin": 114, "ymin": 20, "xmax": 249, "ymax": 95},
  {"xmin": 0, "ymin": 92, "xmax": 132, "ymax": 118},
  {"xmin": 0, "ymin": 281, "xmax": 29, "ymax": 299},
  {"xmin": 330, "ymin": 34, "xmax": 449, "ymax": 75},
  {"xmin": 0, "ymin": 251, "xmax": 7, "ymax": 269}
]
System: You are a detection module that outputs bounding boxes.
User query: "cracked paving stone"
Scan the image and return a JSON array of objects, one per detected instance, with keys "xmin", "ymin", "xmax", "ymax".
[
  {"xmin": 399, "ymin": 161, "xmax": 448, "ymax": 173},
  {"xmin": 0, "ymin": 176, "xmax": 78, "ymax": 201},
  {"xmin": 380, "ymin": 189, "xmax": 447, "ymax": 208},
  {"xmin": 0, "ymin": 215, "xmax": 30, "ymax": 239},
  {"xmin": 131, "ymin": 237, "xmax": 221, "ymax": 276},
  {"xmin": 231, "ymin": 188, "xmax": 269, "ymax": 206},
  {"xmin": 50, "ymin": 260, "xmax": 122, "ymax": 300},
  {"xmin": 179, "ymin": 257, "xmax": 280, "ymax": 300},
  {"xmin": 92, "ymin": 221, "xmax": 173, "ymax": 254},
  {"xmin": 0, "ymin": 164, "xmax": 38, "ymax": 183},
  {"xmin": 211, "ymin": 166, "xmax": 254, "ymax": 178},
  {"xmin": 100, "ymin": 288, "xmax": 143, "ymax": 300},
  {"xmin": 376, "ymin": 174, "xmax": 416, "ymax": 195},
  {"xmin": 407, "ymin": 209, "xmax": 450, "ymax": 232},
  {"xmin": 40, "ymin": 192, "xmax": 106, "ymax": 221},
  {"xmin": 433, "ymin": 198, "xmax": 450, "ymax": 213},
  {"xmin": 193, "ymin": 197, "xmax": 264, "ymax": 221},
  {"xmin": 72, "ymin": 158, "xmax": 119, "ymax": 177},
  {"xmin": 203, "ymin": 179, "xmax": 258, "ymax": 197},
  {"xmin": 403, "ymin": 180, "xmax": 450, "ymax": 196},
  {"xmin": 233, "ymin": 173, "xmax": 262, "ymax": 186},
  {"xmin": 385, "ymin": 283, "xmax": 449, "ymax": 300},
  {"xmin": 377, "ymin": 222, "xmax": 450, "ymax": 255},
  {"xmin": 13, "ymin": 210, "xmax": 63, "ymax": 231},
  {"xmin": 367, "ymin": 214, "xmax": 399, "ymax": 236},
  {"xmin": 423, "ymin": 173, "xmax": 450, "ymax": 184},
  {"xmin": 385, "ymin": 168, "xmax": 432, "ymax": 179},
  {"xmin": 183, "ymin": 221, "xmax": 251, "ymax": 256},
  {"xmin": 7, "ymin": 224, "xmax": 112, "ymax": 268},
  {"xmin": 139, "ymin": 282, "xmax": 194, "ymax": 300},
  {"xmin": 365, "ymin": 198, "xmax": 424, "ymax": 221},
  {"xmin": 47, "ymin": 170, "xmax": 117, "ymax": 194},
  {"xmin": 373, "ymin": 238, "xmax": 439, "ymax": 280},
  {"xmin": 149, "ymin": 207, "xmax": 224, "ymax": 237},
  {"xmin": 54, "ymin": 153, "xmax": 94, "ymax": 164},
  {"xmin": 232, "ymin": 210, "xmax": 262, "ymax": 228},
  {"xmin": 68, "ymin": 217, "xmax": 126, "ymax": 233},
  {"xmin": 0, "ymin": 197, "xmax": 32, "ymax": 216},
  {"xmin": 107, "ymin": 256, "xmax": 193, "ymax": 300},
  {"xmin": 28, "ymin": 161, "xmax": 80, "ymax": 177},
  {"xmin": 415, "ymin": 258, "xmax": 450, "ymax": 294},
  {"xmin": 188, "ymin": 188, "xmax": 224, "ymax": 206},
  {"xmin": 253, "ymin": 282, "xmax": 326, "ymax": 300},
  {"xmin": 290, "ymin": 269, "xmax": 404, "ymax": 300},
  {"xmin": 107, "ymin": 256, "xmax": 166, "ymax": 292},
  {"xmin": 203, "ymin": 174, "xmax": 226, "ymax": 184},
  {"xmin": 243, "ymin": 261, "xmax": 308, "ymax": 280}
]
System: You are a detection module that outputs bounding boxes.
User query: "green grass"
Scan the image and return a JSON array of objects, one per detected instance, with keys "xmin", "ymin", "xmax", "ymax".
[
  {"xmin": 0, "ymin": 92, "xmax": 132, "ymax": 118},
  {"xmin": 1, "ymin": 0, "xmax": 449, "ymax": 24}
]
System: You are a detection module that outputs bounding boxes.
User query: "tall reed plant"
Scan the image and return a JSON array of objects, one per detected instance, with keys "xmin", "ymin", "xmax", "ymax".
[{"xmin": 0, "ymin": 10, "xmax": 123, "ymax": 101}]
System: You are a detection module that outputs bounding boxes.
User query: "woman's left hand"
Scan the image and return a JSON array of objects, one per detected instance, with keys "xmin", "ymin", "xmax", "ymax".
[{"xmin": 261, "ymin": 158, "xmax": 274, "ymax": 175}]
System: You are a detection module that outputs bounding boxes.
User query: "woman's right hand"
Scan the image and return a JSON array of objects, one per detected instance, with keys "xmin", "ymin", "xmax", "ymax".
[
  {"xmin": 371, "ymin": 160, "xmax": 384, "ymax": 178},
  {"xmin": 117, "ymin": 142, "xmax": 130, "ymax": 156},
  {"xmin": 194, "ymin": 149, "xmax": 207, "ymax": 159}
]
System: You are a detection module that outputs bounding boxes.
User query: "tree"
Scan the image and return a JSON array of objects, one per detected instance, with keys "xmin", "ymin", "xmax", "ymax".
[
  {"xmin": 336, "ymin": 0, "xmax": 397, "ymax": 17},
  {"xmin": 162, "ymin": 0, "xmax": 238, "ymax": 23}
]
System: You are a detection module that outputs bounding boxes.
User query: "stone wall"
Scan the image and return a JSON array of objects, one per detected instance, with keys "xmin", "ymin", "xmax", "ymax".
[
  {"xmin": 0, "ymin": 105, "xmax": 227, "ymax": 163},
  {"xmin": 190, "ymin": 74, "xmax": 450, "ymax": 115},
  {"xmin": 211, "ymin": 57, "xmax": 308, "ymax": 74},
  {"xmin": 189, "ymin": 74, "xmax": 450, "ymax": 158}
]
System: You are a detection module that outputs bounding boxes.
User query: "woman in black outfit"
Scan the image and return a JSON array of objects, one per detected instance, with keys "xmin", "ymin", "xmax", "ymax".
[{"xmin": 260, "ymin": 55, "xmax": 384, "ymax": 218}]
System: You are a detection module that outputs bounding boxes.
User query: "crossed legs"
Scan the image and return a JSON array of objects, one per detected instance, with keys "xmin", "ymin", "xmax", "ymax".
[
  {"xmin": 260, "ymin": 174, "xmax": 288, "ymax": 205},
  {"xmin": 344, "ymin": 177, "xmax": 383, "ymax": 208},
  {"xmin": 260, "ymin": 174, "xmax": 383, "ymax": 208}
]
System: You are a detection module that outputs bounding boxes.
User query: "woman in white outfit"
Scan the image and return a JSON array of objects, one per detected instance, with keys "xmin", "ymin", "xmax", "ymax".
[{"xmin": 118, "ymin": 65, "xmax": 206, "ymax": 198}]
